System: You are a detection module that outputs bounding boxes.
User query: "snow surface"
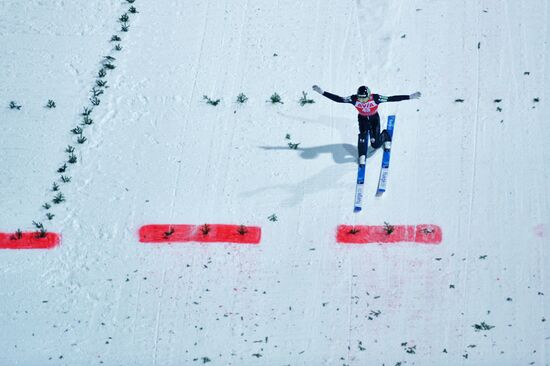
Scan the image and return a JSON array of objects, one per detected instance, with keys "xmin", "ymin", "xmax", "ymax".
[{"xmin": 1, "ymin": 0, "xmax": 549, "ymax": 365}]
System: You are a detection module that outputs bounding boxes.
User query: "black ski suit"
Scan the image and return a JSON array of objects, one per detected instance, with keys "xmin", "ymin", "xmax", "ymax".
[{"xmin": 320, "ymin": 91, "xmax": 410, "ymax": 157}]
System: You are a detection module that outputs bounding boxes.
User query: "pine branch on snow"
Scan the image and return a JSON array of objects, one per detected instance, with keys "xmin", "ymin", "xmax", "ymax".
[
  {"xmin": 383, "ymin": 221, "xmax": 395, "ymax": 235},
  {"xmin": 81, "ymin": 116, "xmax": 93, "ymax": 125},
  {"xmin": 298, "ymin": 91, "xmax": 315, "ymax": 106},
  {"xmin": 57, "ymin": 163, "xmax": 67, "ymax": 173},
  {"xmin": 68, "ymin": 153, "xmax": 77, "ymax": 164},
  {"xmin": 236, "ymin": 93, "xmax": 248, "ymax": 103},
  {"xmin": 203, "ymin": 95, "xmax": 221, "ymax": 106},
  {"xmin": 71, "ymin": 126, "xmax": 83, "ymax": 135},
  {"xmin": 268, "ymin": 92, "xmax": 283, "ymax": 104},
  {"xmin": 11, "ymin": 229, "xmax": 23, "ymax": 240},
  {"xmin": 200, "ymin": 224, "xmax": 211, "ymax": 235},
  {"xmin": 52, "ymin": 192, "xmax": 65, "ymax": 204},
  {"xmin": 32, "ymin": 221, "xmax": 44, "ymax": 229},
  {"xmin": 9, "ymin": 101, "xmax": 22, "ymax": 110},
  {"xmin": 35, "ymin": 227, "xmax": 48, "ymax": 239},
  {"xmin": 237, "ymin": 225, "xmax": 248, "ymax": 235},
  {"xmin": 96, "ymin": 79, "xmax": 108, "ymax": 88}
]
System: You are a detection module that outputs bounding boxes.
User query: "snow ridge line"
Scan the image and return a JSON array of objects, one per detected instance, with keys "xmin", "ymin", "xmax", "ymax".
[{"xmin": 20, "ymin": 2, "xmax": 139, "ymax": 239}]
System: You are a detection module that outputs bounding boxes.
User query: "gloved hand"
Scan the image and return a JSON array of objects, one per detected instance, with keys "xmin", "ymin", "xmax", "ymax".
[
  {"xmin": 312, "ymin": 85, "xmax": 324, "ymax": 94},
  {"xmin": 410, "ymin": 91, "xmax": 421, "ymax": 99}
]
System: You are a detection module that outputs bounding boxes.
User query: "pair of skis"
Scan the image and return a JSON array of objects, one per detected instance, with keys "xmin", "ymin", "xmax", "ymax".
[{"xmin": 353, "ymin": 115, "xmax": 396, "ymax": 212}]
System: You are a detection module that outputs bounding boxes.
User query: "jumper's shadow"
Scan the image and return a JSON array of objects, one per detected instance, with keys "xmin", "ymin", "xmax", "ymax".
[{"xmin": 259, "ymin": 143, "xmax": 377, "ymax": 164}]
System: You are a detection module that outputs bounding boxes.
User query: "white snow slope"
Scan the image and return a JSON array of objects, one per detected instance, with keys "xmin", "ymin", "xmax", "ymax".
[{"xmin": 1, "ymin": 0, "xmax": 549, "ymax": 365}]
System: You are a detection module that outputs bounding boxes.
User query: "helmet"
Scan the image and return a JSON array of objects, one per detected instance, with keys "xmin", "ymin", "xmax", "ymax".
[{"xmin": 357, "ymin": 85, "xmax": 371, "ymax": 98}]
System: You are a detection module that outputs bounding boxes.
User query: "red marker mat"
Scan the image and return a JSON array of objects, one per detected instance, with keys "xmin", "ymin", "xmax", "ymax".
[
  {"xmin": 337, "ymin": 224, "xmax": 442, "ymax": 244},
  {"xmin": 0, "ymin": 232, "xmax": 61, "ymax": 249},
  {"xmin": 139, "ymin": 224, "xmax": 261, "ymax": 244}
]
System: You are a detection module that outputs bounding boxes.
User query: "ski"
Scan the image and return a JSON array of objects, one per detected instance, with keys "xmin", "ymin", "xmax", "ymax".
[
  {"xmin": 353, "ymin": 131, "xmax": 369, "ymax": 212},
  {"xmin": 376, "ymin": 115, "xmax": 396, "ymax": 196},
  {"xmin": 353, "ymin": 164, "xmax": 366, "ymax": 212}
]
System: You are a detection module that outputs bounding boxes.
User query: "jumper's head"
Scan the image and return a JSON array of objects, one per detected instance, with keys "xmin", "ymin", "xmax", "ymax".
[{"xmin": 357, "ymin": 85, "xmax": 371, "ymax": 100}]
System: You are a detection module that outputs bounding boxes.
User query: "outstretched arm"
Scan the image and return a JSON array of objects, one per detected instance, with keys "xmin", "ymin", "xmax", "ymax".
[
  {"xmin": 312, "ymin": 85, "xmax": 353, "ymax": 103},
  {"xmin": 377, "ymin": 91, "xmax": 421, "ymax": 103}
]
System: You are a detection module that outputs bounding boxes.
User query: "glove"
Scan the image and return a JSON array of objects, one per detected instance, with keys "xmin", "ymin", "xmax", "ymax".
[
  {"xmin": 410, "ymin": 91, "xmax": 421, "ymax": 99},
  {"xmin": 312, "ymin": 85, "xmax": 324, "ymax": 94}
]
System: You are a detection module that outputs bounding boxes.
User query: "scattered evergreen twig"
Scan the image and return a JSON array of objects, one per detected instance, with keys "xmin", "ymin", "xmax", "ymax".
[
  {"xmin": 35, "ymin": 227, "xmax": 48, "ymax": 239},
  {"xmin": 268, "ymin": 92, "xmax": 283, "ymax": 104},
  {"xmin": 237, "ymin": 225, "xmax": 248, "ymax": 235},
  {"xmin": 348, "ymin": 227, "xmax": 360, "ymax": 235},
  {"xmin": 57, "ymin": 164, "xmax": 67, "ymax": 173},
  {"xmin": 32, "ymin": 221, "xmax": 44, "ymax": 229},
  {"xmin": 203, "ymin": 95, "xmax": 221, "ymax": 106},
  {"xmin": 46, "ymin": 99, "xmax": 56, "ymax": 108},
  {"xmin": 52, "ymin": 192, "xmax": 65, "ymax": 204},
  {"xmin": 91, "ymin": 87, "xmax": 104, "ymax": 97},
  {"xmin": 164, "ymin": 227, "xmax": 175, "ymax": 238},
  {"xmin": 200, "ymin": 224, "xmax": 211, "ymax": 235},
  {"xmin": 9, "ymin": 101, "xmax": 22, "ymax": 110},
  {"xmin": 236, "ymin": 93, "xmax": 248, "ymax": 104},
  {"xmin": 12, "ymin": 229, "xmax": 23, "ymax": 240},
  {"xmin": 473, "ymin": 322, "xmax": 495, "ymax": 331},
  {"xmin": 68, "ymin": 153, "xmax": 77, "ymax": 164},
  {"xmin": 299, "ymin": 91, "xmax": 315, "ymax": 106},
  {"xmin": 82, "ymin": 116, "xmax": 93, "ymax": 125},
  {"xmin": 71, "ymin": 126, "xmax": 83, "ymax": 135},
  {"xmin": 383, "ymin": 221, "xmax": 395, "ymax": 235}
]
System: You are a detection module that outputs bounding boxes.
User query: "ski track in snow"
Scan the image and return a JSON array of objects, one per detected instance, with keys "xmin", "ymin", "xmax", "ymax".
[{"xmin": 1, "ymin": 0, "xmax": 549, "ymax": 365}]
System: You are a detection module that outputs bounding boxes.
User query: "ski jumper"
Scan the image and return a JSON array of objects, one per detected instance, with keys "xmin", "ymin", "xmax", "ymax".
[{"xmin": 321, "ymin": 91, "xmax": 410, "ymax": 157}]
